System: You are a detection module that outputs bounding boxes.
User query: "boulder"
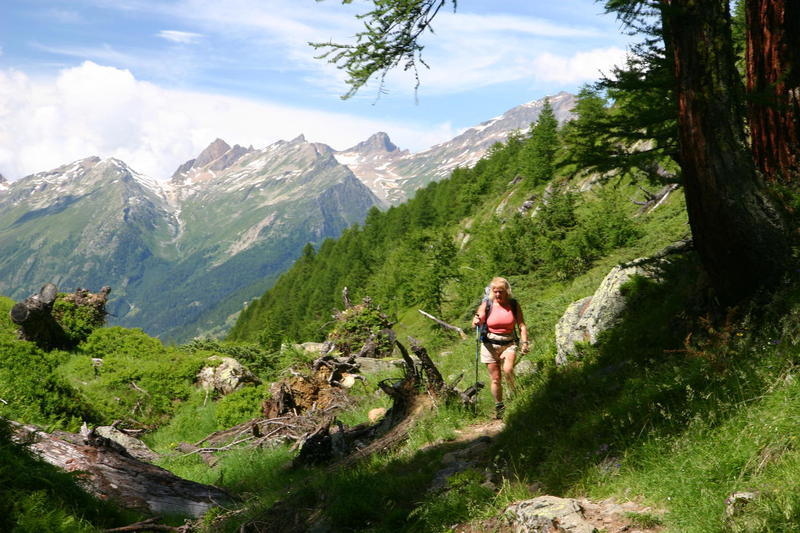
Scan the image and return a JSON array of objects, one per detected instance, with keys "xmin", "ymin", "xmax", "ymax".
[
  {"xmin": 298, "ymin": 342, "xmax": 331, "ymax": 355},
  {"xmin": 95, "ymin": 426, "xmax": 159, "ymax": 463},
  {"xmin": 197, "ymin": 356, "xmax": 259, "ymax": 395},
  {"xmin": 725, "ymin": 491, "xmax": 758, "ymax": 518},
  {"xmin": 555, "ymin": 261, "xmax": 660, "ymax": 365},
  {"xmin": 505, "ymin": 496, "xmax": 596, "ymax": 533},
  {"xmin": 515, "ymin": 359, "xmax": 536, "ymax": 376}
]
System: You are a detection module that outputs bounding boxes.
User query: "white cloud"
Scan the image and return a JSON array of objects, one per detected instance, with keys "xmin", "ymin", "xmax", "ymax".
[
  {"xmin": 532, "ymin": 47, "xmax": 628, "ymax": 83},
  {"xmin": 0, "ymin": 62, "xmax": 455, "ymax": 181},
  {"xmin": 157, "ymin": 30, "xmax": 204, "ymax": 44},
  {"xmin": 65, "ymin": 1, "xmax": 630, "ymax": 98}
]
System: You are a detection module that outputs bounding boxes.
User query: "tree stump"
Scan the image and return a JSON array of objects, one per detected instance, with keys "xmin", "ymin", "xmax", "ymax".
[
  {"xmin": 9, "ymin": 283, "xmax": 67, "ymax": 350},
  {"xmin": 9, "ymin": 284, "xmax": 110, "ymax": 350}
]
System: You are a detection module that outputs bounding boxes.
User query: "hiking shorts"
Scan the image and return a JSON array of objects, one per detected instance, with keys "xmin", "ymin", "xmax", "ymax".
[{"xmin": 480, "ymin": 332, "xmax": 517, "ymax": 364}]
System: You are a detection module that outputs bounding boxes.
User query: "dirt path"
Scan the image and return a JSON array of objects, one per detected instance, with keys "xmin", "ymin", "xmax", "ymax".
[{"xmin": 433, "ymin": 418, "xmax": 665, "ymax": 533}]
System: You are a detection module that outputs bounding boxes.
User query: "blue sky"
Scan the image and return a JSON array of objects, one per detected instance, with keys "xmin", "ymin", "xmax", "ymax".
[{"xmin": 0, "ymin": 0, "xmax": 634, "ymax": 180}]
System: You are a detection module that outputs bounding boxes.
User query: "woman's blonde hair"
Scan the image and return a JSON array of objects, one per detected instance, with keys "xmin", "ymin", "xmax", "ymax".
[{"xmin": 488, "ymin": 277, "xmax": 512, "ymax": 300}]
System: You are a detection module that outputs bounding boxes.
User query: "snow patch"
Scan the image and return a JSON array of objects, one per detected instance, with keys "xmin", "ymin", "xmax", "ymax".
[{"xmin": 333, "ymin": 153, "xmax": 362, "ymax": 167}]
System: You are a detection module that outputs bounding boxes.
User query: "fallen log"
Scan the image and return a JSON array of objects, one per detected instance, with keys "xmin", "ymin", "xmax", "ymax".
[
  {"xmin": 633, "ymin": 183, "xmax": 679, "ymax": 215},
  {"xmin": 418, "ymin": 309, "xmax": 468, "ymax": 339},
  {"xmin": 10, "ymin": 421, "xmax": 233, "ymax": 518},
  {"xmin": 223, "ymin": 336, "xmax": 485, "ymax": 532}
]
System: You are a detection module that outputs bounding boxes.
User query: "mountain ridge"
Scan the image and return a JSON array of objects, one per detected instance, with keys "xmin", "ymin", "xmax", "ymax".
[{"xmin": 0, "ymin": 92, "xmax": 575, "ymax": 340}]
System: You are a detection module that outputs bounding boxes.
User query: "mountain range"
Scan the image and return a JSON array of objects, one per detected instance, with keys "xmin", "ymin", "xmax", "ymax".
[{"xmin": 0, "ymin": 92, "xmax": 576, "ymax": 341}]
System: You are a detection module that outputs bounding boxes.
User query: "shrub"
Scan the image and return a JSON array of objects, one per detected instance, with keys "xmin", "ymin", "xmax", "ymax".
[
  {"xmin": 215, "ymin": 385, "xmax": 270, "ymax": 429},
  {"xmin": 327, "ymin": 300, "xmax": 394, "ymax": 357},
  {"xmin": 63, "ymin": 327, "xmax": 208, "ymax": 427},
  {"xmin": 0, "ymin": 338, "xmax": 94, "ymax": 429},
  {"xmin": 51, "ymin": 295, "xmax": 107, "ymax": 346},
  {"xmin": 183, "ymin": 339, "xmax": 277, "ymax": 378}
]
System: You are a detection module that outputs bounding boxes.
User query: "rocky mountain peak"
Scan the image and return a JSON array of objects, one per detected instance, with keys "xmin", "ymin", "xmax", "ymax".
[
  {"xmin": 169, "ymin": 139, "xmax": 254, "ymax": 184},
  {"xmin": 289, "ymin": 134, "xmax": 307, "ymax": 145},
  {"xmin": 345, "ymin": 132, "xmax": 398, "ymax": 154},
  {"xmin": 194, "ymin": 139, "xmax": 232, "ymax": 168}
]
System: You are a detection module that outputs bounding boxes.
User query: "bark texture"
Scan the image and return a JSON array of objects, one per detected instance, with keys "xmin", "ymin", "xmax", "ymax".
[
  {"xmin": 663, "ymin": 0, "xmax": 789, "ymax": 302},
  {"xmin": 746, "ymin": 0, "xmax": 800, "ymax": 184},
  {"xmin": 10, "ymin": 421, "xmax": 232, "ymax": 517}
]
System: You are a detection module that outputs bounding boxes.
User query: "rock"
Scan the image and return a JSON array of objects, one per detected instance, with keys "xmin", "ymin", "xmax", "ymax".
[
  {"xmin": 197, "ymin": 356, "xmax": 259, "ymax": 395},
  {"xmin": 505, "ymin": 496, "xmax": 596, "ymax": 533},
  {"xmin": 555, "ymin": 262, "xmax": 660, "ymax": 365},
  {"xmin": 299, "ymin": 342, "xmax": 328, "ymax": 354},
  {"xmin": 352, "ymin": 357, "xmax": 401, "ymax": 375},
  {"xmin": 515, "ymin": 359, "xmax": 536, "ymax": 376},
  {"xmin": 95, "ymin": 426, "xmax": 159, "ymax": 463},
  {"xmin": 368, "ymin": 408, "xmax": 387, "ymax": 423},
  {"xmin": 725, "ymin": 491, "xmax": 758, "ymax": 518}
]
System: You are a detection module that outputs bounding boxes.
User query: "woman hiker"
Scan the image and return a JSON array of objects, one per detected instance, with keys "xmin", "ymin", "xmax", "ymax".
[{"xmin": 471, "ymin": 277, "xmax": 529, "ymax": 419}]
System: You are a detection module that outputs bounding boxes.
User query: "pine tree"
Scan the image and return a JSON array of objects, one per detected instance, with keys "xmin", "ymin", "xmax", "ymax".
[{"xmin": 521, "ymin": 99, "xmax": 559, "ymax": 186}]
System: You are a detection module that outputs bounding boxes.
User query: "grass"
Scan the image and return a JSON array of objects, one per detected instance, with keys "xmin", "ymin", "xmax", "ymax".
[
  {"xmin": 189, "ymin": 246, "xmax": 800, "ymax": 532},
  {"xmin": 10, "ymin": 173, "xmax": 800, "ymax": 531}
]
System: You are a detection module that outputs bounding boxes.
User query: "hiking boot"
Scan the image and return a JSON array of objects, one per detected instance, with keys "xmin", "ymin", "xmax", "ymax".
[{"xmin": 495, "ymin": 402, "xmax": 505, "ymax": 419}]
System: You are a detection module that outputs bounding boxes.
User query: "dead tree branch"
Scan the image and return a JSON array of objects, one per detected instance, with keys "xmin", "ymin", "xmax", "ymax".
[{"xmin": 418, "ymin": 309, "xmax": 467, "ymax": 339}]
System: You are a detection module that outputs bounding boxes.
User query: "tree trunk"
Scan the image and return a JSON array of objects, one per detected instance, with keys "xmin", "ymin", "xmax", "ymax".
[
  {"xmin": 662, "ymin": 0, "xmax": 789, "ymax": 302},
  {"xmin": 10, "ymin": 421, "xmax": 233, "ymax": 517},
  {"xmin": 746, "ymin": 0, "xmax": 800, "ymax": 184}
]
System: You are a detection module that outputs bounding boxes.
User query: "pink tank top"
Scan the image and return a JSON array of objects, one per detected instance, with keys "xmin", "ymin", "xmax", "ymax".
[{"xmin": 486, "ymin": 302, "xmax": 515, "ymax": 334}]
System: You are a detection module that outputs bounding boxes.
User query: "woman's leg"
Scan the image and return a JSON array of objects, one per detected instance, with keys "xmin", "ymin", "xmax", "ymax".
[
  {"xmin": 487, "ymin": 362, "xmax": 502, "ymax": 403},
  {"xmin": 501, "ymin": 349, "xmax": 517, "ymax": 396}
]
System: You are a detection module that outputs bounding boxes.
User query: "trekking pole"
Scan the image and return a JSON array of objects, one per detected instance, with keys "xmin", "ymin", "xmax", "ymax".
[{"xmin": 475, "ymin": 326, "xmax": 481, "ymax": 385}]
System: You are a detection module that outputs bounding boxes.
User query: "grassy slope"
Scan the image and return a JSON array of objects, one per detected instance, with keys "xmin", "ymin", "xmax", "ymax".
[
  {"xmin": 196, "ymin": 183, "xmax": 800, "ymax": 532},
  {"xmin": 2, "ymin": 169, "xmax": 799, "ymax": 531}
]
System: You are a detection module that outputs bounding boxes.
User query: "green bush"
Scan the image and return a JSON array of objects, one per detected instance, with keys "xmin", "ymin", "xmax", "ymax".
[
  {"xmin": 327, "ymin": 300, "xmax": 394, "ymax": 357},
  {"xmin": 215, "ymin": 384, "xmax": 270, "ymax": 429},
  {"xmin": 61, "ymin": 327, "xmax": 208, "ymax": 427},
  {"xmin": 0, "ymin": 338, "xmax": 94, "ymax": 429},
  {"xmin": 52, "ymin": 296, "xmax": 106, "ymax": 346},
  {"xmin": 183, "ymin": 339, "xmax": 278, "ymax": 378}
]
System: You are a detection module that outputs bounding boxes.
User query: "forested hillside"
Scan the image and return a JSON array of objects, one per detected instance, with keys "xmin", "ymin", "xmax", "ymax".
[
  {"xmin": 228, "ymin": 97, "xmax": 666, "ymax": 348},
  {"xmin": 4, "ymin": 1, "xmax": 800, "ymax": 531}
]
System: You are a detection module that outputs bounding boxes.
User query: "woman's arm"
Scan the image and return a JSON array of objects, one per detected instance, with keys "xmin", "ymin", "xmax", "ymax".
[
  {"xmin": 516, "ymin": 305, "xmax": 530, "ymax": 354},
  {"xmin": 471, "ymin": 301, "xmax": 487, "ymax": 328}
]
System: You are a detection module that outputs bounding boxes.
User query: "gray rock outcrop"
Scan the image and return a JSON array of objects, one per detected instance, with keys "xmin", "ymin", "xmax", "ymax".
[
  {"xmin": 555, "ymin": 262, "xmax": 660, "ymax": 365},
  {"xmin": 554, "ymin": 240, "xmax": 692, "ymax": 365},
  {"xmin": 197, "ymin": 356, "xmax": 259, "ymax": 395},
  {"xmin": 505, "ymin": 496, "xmax": 596, "ymax": 533}
]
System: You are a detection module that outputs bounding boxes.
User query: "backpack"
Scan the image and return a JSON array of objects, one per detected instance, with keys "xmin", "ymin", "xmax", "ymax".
[{"xmin": 479, "ymin": 298, "xmax": 520, "ymax": 344}]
